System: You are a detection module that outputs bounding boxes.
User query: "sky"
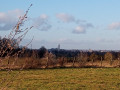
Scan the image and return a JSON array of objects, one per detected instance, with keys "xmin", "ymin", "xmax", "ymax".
[{"xmin": 0, "ymin": 0, "xmax": 120, "ymax": 50}]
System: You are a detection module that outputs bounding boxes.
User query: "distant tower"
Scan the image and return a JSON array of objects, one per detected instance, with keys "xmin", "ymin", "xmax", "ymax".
[{"xmin": 58, "ymin": 44, "xmax": 60, "ymax": 51}]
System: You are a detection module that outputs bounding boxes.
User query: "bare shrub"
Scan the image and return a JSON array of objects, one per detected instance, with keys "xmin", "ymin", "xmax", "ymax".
[
  {"xmin": 104, "ymin": 52, "xmax": 113, "ymax": 66},
  {"xmin": 77, "ymin": 52, "xmax": 88, "ymax": 67},
  {"xmin": 57, "ymin": 57, "xmax": 65, "ymax": 67},
  {"xmin": 0, "ymin": 4, "xmax": 33, "ymax": 89},
  {"xmin": 43, "ymin": 52, "xmax": 56, "ymax": 68},
  {"xmin": 23, "ymin": 57, "xmax": 39, "ymax": 69}
]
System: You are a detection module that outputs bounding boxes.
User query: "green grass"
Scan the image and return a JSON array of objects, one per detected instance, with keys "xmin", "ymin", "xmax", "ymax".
[{"xmin": 0, "ymin": 68, "xmax": 120, "ymax": 90}]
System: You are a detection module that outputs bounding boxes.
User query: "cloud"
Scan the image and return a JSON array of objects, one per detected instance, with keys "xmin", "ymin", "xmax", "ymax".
[
  {"xmin": 0, "ymin": 9, "xmax": 24, "ymax": 30},
  {"xmin": 56, "ymin": 13, "xmax": 94, "ymax": 34},
  {"xmin": 33, "ymin": 14, "xmax": 52, "ymax": 31},
  {"xmin": 72, "ymin": 25, "xmax": 86, "ymax": 34},
  {"xmin": 56, "ymin": 13, "xmax": 75, "ymax": 23},
  {"xmin": 0, "ymin": 10, "xmax": 52, "ymax": 31},
  {"xmin": 108, "ymin": 22, "xmax": 120, "ymax": 30},
  {"xmin": 56, "ymin": 13, "xmax": 87, "ymax": 24},
  {"xmin": 72, "ymin": 23, "xmax": 93, "ymax": 34}
]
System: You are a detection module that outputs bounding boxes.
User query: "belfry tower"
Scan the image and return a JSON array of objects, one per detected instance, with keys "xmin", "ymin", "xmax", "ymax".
[{"xmin": 58, "ymin": 44, "xmax": 60, "ymax": 51}]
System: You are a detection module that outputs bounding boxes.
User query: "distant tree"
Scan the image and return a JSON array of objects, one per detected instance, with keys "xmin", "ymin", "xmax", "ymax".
[
  {"xmin": 46, "ymin": 52, "xmax": 57, "ymax": 68},
  {"xmin": 104, "ymin": 52, "xmax": 113, "ymax": 65},
  {"xmin": 38, "ymin": 46, "xmax": 47, "ymax": 58},
  {"xmin": 0, "ymin": 38, "xmax": 19, "ymax": 57},
  {"xmin": 32, "ymin": 50, "xmax": 38, "ymax": 58},
  {"xmin": 89, "ymin": 53, "xmax": 98, "ymax": 62},
  {"xmin": 77, "ymin": 52, "xmax": 88, "ymax": 67},
  {"xmin": 89, "ymin": 53, "xmax": 98, "ymax": 65},
  {"xmin": 117, "ymin": 53, "xmax": 120, "ymax": 60}
]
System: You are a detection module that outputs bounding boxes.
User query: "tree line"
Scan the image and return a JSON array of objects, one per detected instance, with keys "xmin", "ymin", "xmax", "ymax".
[{"xmin": 0, "ymin": 37, "xmax": 120, "ymax": 68}]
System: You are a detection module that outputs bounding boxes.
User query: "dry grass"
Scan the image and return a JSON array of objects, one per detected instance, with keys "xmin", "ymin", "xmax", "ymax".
[{"xmin": 0, "ymin": 58, "xmax": 120, "ymax": 70}]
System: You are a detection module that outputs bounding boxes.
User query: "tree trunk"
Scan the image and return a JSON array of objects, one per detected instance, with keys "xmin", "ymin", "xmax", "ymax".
[
  {"xmin": 101, "ymin": 57, "xmax": 102, "ymax": 67},
  {"xmin": 92, "ymin": 59, "xmax": 94, "ymax": 66},
  {"xmin": 46, "ymin": 57, "xmax": 49, "ymax": 68},
  {"xmin": 72, "ymin": 57, "xmax": 75, "ymax": 67},
  {"xmin": 110, "ymin": 59, "xmax": 113, "ymax": 66},
  {"xmin": 119, "ymin": 58, "xmax": 120, "ymax": 67}
]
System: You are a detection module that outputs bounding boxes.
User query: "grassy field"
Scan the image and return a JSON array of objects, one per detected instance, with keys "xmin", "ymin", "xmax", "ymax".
[{"xmin": 0, "ymin": 68, "xmax": 120, "ymax": 90}]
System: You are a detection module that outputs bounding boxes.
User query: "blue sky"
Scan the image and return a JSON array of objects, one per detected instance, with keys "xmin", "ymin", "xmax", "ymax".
[{"xmin": 1, "ymin": 0, "xmax": 120, "ymax": 50}]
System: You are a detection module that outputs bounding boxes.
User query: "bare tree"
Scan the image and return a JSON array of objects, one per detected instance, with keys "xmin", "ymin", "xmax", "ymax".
[
  {"xmin": 104, "ymin": 52, "xmax": 113, "ymax": 66},
  {"xmin": 77, "ymin": 52, "xmax": 88, "ymax": 67},
  {"xmin": 89, "ymin": 53, "xmax": 98, "ymax": 65}
]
